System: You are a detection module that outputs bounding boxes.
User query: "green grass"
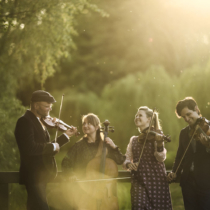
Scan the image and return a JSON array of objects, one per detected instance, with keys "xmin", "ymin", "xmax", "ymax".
[
  {"xmin": 9, "ymin": 181, "xmax": 184, "ymax": 210},
  {"xmin": 170, "ymin": 183, "xmax": 184, "ymax": 210}
]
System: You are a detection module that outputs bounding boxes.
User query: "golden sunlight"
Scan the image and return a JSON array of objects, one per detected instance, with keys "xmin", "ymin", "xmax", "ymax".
[{"xmin": 166, "ymin": 0, "xmax": 210, "ymax": 12}]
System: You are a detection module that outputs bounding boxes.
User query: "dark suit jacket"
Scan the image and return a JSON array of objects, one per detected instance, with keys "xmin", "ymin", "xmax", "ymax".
[
  {"xmin": 172, "ymin": 122, "xmax": 210, "ymax": 189},
  {"xmin": 15, "ymin": 110, "xmax": 69, "ymax": 184}
]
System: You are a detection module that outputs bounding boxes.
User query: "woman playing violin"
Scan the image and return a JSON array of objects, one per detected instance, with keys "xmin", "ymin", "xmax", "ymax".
[
  {"xmin": 61, "ymin": 113, "xmax": 125, "ymax": 210},
  {"xmin": 123, "ymin": 106, "xmax": 172, "ymax": 210}
]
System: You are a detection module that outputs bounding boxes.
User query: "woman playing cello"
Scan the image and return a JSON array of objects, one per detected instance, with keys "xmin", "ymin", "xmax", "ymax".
[
  {"xmin": 123, "ymin": 106, "xmax": 172, "ymax": 210},
  {"xmin": 61, "ymin": 113, "xmax": 125, "ymax": 210}
]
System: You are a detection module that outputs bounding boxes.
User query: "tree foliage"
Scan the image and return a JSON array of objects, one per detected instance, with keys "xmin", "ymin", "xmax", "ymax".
[
  {"xmin": 0, "ymin": 0, "xmax": 107, "ymax": 169},
  {"xmin": 45, "ymin": 0, "xmax": 210, "ymax": 95},
  {"xmin": 0, "ymin": 0, "xmax": 107, "ymax": 208}
]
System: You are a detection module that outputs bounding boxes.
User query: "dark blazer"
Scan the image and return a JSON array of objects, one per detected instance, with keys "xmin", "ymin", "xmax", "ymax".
[
  {"xmin": 15, "ymin": 110, "xmax": 69, "ymax": 184},
  {"xmin": 172, "ymin": 122, "xmax": 210, "ymax": 189}
]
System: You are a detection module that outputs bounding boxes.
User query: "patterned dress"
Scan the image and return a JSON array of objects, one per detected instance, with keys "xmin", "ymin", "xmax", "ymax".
[{"xmin": 125, "ymin": 136, "xmax": 172, "ymax": 210}]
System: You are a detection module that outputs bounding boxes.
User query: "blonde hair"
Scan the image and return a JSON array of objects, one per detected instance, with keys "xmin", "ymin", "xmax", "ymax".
[{"xmin": 138, "ymin": 106, "xmax": 162, "ymax": 130}]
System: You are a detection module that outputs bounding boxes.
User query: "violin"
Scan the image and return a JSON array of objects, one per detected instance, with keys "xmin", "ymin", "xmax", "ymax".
[
  {"xmin": 138, "ymin": 127, "xmax": 171, "ymax": 143},
  {"xmin": 189, "ymin": 117, "xmax": 210, "ymax": 147},
  {"xmin": 41, "ymin": 116, "xmax": 80, "ymax": 136},
  {"xmin": 172, "ymin": 117, "xmax": 210, "ymax": 177}
]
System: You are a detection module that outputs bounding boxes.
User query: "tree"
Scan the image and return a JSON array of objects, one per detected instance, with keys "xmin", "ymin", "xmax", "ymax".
[
  {"xmin": 0, "ymin": 0, "xmax": 107, "ymax": 169},
  {"xmin": 0, "ymin": 1, "xmax": 107, "ymax": 208},
  {"xmin": 45, "ymin": 0, "xmax": 210, "ymax": 96}
]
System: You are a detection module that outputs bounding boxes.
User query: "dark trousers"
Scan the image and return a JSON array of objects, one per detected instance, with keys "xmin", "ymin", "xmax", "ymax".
[
  {"xmin": 181, "ymin": 173, "xmax": 210, "ymax": 210},
  {"xmin": 25, "ymin": 183, "xmax": 49, "ymax": 210}
]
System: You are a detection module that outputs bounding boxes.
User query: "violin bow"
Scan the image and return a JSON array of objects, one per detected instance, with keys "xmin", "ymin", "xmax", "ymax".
[
  {"xmin": 137, "ymin": 108, "xmax": 156, "ymax": 167},
  {"xmin": 75, "ymin": 176, "xmax": 131, "ymax": 183},
  {"xmin": 55, "ymin": 94, "xmax": 64, "ymax": 142},
  {"xmin": 174, "ymin": 124, "xmax": 199, "ymax": 175}
]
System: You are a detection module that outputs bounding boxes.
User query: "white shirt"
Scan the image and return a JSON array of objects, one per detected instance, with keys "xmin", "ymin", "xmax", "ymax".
[{"xmin": 123, "ymin": 136, "xmax": 167, "ymax": 169}]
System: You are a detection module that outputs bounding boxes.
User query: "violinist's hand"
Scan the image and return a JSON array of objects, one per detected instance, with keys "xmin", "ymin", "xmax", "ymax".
[
  {"xmin": 127, "ymin": 162, "xmax": 138, "ymax": 171},
  {"xmin": 65, "ymin": 126, "xmax": 78, "ymax": 137},
  {"xmin": 105, "ymin": 137, "xmax": 117, "ymax": 149},
  {"xmin": 155, "ymin": 133, "xmax": 164, "ymax": 147},
  {"xmin": 198, "ymin": 133, "xmax": 210, "ymax": 148},
  {"xmin": 167, "ymin": 172, "xmax": 176, "ymax": 182}
]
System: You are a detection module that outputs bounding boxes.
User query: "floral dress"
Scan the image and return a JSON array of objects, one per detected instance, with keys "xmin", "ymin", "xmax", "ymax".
[{"xmin": 124, "ymin": 135, "xmax": 172, "ymax": 210}]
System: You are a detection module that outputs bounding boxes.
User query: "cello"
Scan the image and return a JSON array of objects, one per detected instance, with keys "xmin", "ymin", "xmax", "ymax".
[{"xmin": 83, "ymin": 120, "xmax": 119, "ymax": 210}]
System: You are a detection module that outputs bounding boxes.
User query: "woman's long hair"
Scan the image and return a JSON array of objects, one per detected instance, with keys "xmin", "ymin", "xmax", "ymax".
[
  {"xmin": 138, "ymin": 106, "xmax": 162, "ymax": 131},
  {"xmin": 82, "ymin": 113, "xmax": 103, "ymax": 141}
]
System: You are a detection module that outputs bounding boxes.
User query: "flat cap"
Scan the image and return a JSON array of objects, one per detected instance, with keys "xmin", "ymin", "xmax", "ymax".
[{"xmin": 31, "ymin": 90, "xmax": 56, "ymax": 103}]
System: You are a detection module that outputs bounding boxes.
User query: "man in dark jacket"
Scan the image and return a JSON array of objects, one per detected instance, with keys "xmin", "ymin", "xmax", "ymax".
[
  {"xmin": 168, "ymin": 97, "xmax": 210, "ymax": 210},
  {"xmin": 15, "ymin": 90, "xmax": 77, "ymax": 210}
]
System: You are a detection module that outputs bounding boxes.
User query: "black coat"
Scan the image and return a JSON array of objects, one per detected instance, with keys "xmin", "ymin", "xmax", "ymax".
[
  {"xmin": 172, "ymin": 123, "xmax": 210, "ymax": 189},
  {"xmin": 15, "ymin": 110, "xmax": 69, "ymax": 184}
]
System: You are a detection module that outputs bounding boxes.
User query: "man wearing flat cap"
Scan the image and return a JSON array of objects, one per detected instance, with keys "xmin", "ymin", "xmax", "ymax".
[{"xmin": 15, "ymin": 90, "xmax": 77, "ymax": 210}]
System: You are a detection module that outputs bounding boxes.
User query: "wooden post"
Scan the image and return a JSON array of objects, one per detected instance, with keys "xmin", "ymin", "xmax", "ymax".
[{"xmin": 0, "ymin": 183, "xmax": 9, "ymax": 210}]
